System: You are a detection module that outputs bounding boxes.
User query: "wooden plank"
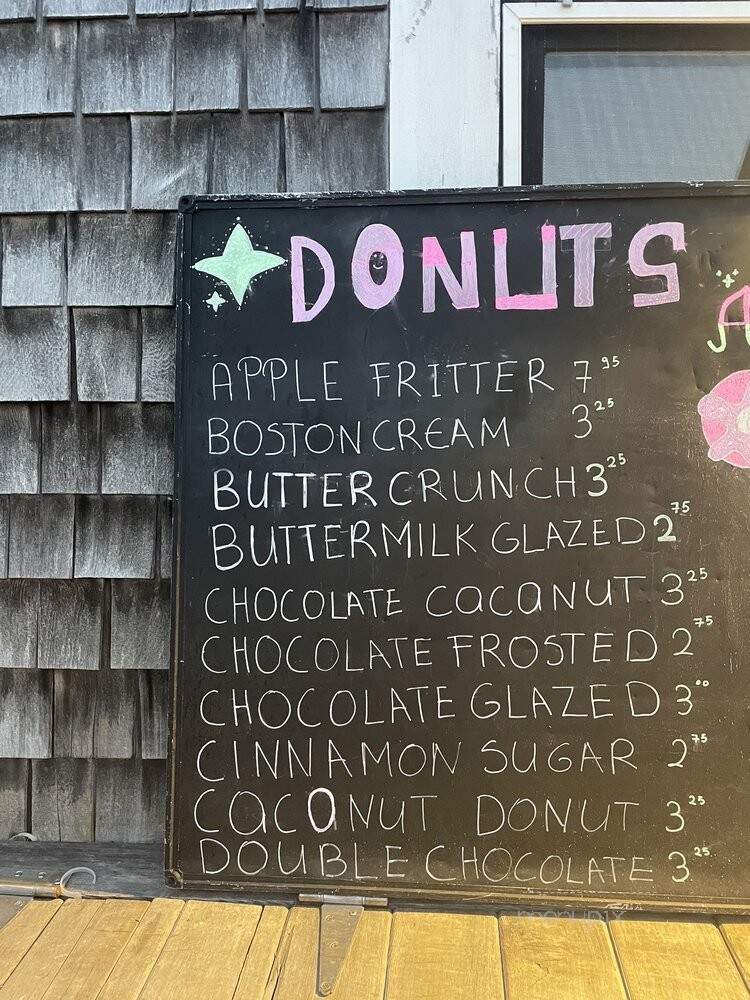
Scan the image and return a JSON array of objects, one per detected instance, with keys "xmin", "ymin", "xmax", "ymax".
[
  {"xmin": 719, "ymin": 920, "xmax": 750, "ymax": 989},
  {"xmin": 97, "ymin": 899, "xmax": 184, "ymax": 1000},
  {"xmin": 41, "ymin": 899, "xmax": 148, "ymax": 1000},
  {"xmin": 0, "ymin": 899, "xmax": 102, "ymax": 1000},
  {"xmin": 499, "ymin": 915, "xmax": 626, "ymax": 1000},
  {"xmin": 0, "ymin": 900, "xmax": 62, "ymax": 987},
  {"xmin": 610, "ymin": 917, "xmax": 747, "ymax": 1000},
  {"xmin": 267, "ymin": 905, "xmax": 390, "ymax": 1000},
  {"xmin": 138, "ymin": 900, "xmax": 262, "ymax": 1000},
  {"xmin": 0, "ymin": 898, "xmax": 28, "ymax": 932},
  {"xmin": 233, "ymin": 905, "xmax": 289, "ymax": 1000},
  {"xmin": 387, "ymin": 910, "xmax": 502, "ymax": 1000}
]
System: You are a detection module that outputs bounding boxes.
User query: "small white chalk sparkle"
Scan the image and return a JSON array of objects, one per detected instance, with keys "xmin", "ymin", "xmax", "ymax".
[
  {"xmin": 206, "ymin": 290, "xmax": 227, "ymax": 312},
  {"xmin": 716, "ymin": 268, "xmax": 740, "ymax": 288}
]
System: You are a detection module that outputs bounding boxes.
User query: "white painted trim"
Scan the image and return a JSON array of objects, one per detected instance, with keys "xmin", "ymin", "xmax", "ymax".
[
  {"xmin": 389, "ymin": 1, "xmax": 501, "ymax": 190},
  {"xmin": 502, "ymin": 1, "xmax": 750, "ymax": 185}
]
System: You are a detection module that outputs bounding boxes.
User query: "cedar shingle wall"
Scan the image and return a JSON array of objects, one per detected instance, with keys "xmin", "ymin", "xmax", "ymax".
[{"xmin": 0, "ymin": 0, "xmax": 388, "ymax": 842}]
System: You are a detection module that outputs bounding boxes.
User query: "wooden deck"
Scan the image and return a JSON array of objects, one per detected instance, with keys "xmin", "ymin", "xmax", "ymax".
[{"xmin": 0, "ymin": 896, "xmax": 748, "ymax": 1000}]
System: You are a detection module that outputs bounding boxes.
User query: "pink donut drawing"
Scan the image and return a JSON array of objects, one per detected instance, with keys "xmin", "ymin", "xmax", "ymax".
[{"xmin": 697, "ymin": 370, "xmax": 750, "ymax": 468}]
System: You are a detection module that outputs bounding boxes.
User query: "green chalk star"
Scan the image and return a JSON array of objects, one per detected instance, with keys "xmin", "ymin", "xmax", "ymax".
[{"xmin": 192, "ymin": 224, "xmax": 285, "ymax": 306}]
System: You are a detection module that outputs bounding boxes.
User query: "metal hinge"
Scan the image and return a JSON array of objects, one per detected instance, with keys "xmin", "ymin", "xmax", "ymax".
[{"xmin": 298, "ymin": 894, "xmax": 388, "ymax": 996}]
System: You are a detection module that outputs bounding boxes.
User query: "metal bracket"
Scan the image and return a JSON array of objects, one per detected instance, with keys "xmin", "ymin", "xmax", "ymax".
[
  {"xmin": 298, "ymin": 894, "xmax": 388, "ymax": 996},
  {"xmin": 0, "ymin": 865, "xmax": 97, "ymax": 899}
]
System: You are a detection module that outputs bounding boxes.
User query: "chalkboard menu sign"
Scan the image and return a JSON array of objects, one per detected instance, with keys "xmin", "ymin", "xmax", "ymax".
[{"xmin": 168, "ymin": 187, "xmax": 750, "ymax": 912}]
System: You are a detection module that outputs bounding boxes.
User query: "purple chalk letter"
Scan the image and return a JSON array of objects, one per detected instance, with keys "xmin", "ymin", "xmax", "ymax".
[
  {"xmin": 291, "ymin": 236, "xmax": 335, "ymax": 323},
  {"xmin": 628, "ymin": 222, "xmax": 685, "ymax": 308},
  {"xmin": 351, "ymin": 224, "xmax": 404, "ymax": 310},
  {"xmin": 559, "ymin": 222, "xmax": 612, "ymax": 307}
]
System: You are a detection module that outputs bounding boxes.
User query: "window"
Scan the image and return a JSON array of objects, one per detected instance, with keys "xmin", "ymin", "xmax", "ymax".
[
  {"xmin": 502, "ymin": 3, "xmax": 750, "ymax": 186},
  {"xmin": 522, "ymin": 25, "xmax": 750, "ymax": 185}
]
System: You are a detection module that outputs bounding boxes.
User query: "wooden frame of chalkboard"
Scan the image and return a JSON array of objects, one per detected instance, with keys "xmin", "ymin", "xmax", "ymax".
[{"xmin": 165, "ymin": 183, "xmax": 750, "ymax": 913}]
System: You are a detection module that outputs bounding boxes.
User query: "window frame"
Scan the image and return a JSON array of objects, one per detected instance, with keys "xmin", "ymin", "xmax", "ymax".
[{"xmin": 502, "ymin": 2, "xmax": 750, "ymax": 185}]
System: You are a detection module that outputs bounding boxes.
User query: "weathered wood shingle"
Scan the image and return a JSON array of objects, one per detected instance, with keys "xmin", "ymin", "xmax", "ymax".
[
  {"xmin": 0, "ymin": 119, "xmax": 126, "ymax": 213},
  {"xmin": 41, "ymin": 403, "xmax": 100, "ymax": 494},
  {"xmin": 94, "ymin": 666, "xmax": 137, "ymax": 758},
  {"xmin": 285, "ymin": 110, "xmax": 387, "ymax": 191},
  {"xmin": 0, "ymin": 0, "xmax": 35, "ymax": 19},
  {"xmin": 53, "ymin": 669, "xmax": 96, "ymax": 757},
  {"xmin": 0, "ymin": 118, "xmax": 77, "ymax": 213},
  {"xmin": 67, "ymin": 214, "xmax": 176, "ymax": 307},
  {"xmin": 0, "ymin": 498, "xmax": 8, "ymax": 578},
  {"xmin": 0, "ymin": 22, "xmax": 76, "ymax": 116},
  {"xmin": 0, "ymin": 404, "xmax": 39, "ymax": 493},
  {"xmin": 2, "ymin": 215, "xmax": 66, "ymax": 307},
  {"xmin": 0, "ymin": 581, "xmax": 39, "ymax": 669},
  {"xmin": 111, "ymin": 579, "xmax": 170, "ymax": 670},
  {"xmin": 131, "ymin": 115, "xmax": 211, "ymax": 211},
  {"xmin": 8, "ymin": 496, "xmax": 74, "ymax": 579},
  {"xmin": 319, "ymin": 11, "xmax": 388, "ymax": 109},
  {"xmin": 79, "ymin": 19, "xmax": 174, "ymax": 114},
  {"xmin": 0, "ymin": 670, "xmax": 52, "ymax": 758},
  {"xmin": 136, "ymin": 0, "xmax": 188, "ymax": 13},
  {"xmin": 175, "ymin": 16, "xmax": 242, "ymax": 111},
  {"xmin": 316, "ymin": 0, "xmax": 388, "ymax": 8},
  {"xmin": 74, "ymin": 308, "xmax": 139, "ymax": 401},
  {"xmin": 139, "ymin": 670, "xmax": 168, "ymax": 759},
  {"xmin": 158, "ymin": 497, "xmax": 172, "ymax": 578},
  {"xmin": 247, "ymin": 12, "xmax": 314, "ymax": 110},
  {"xmin": 211, "ymin": 112, "xmax": 282, "ymax": 194},
  {"xmin": 44, "ymin": 0, "xmax": 127, "ymax": 15},
  {"xmin": 95, "ymin": 759, "xmax": 165, "ymax": 841},
  {"xmin": 38, "ymin": 580, "xmax": 103, "ymax": 670},
  {"xmin": 190, "ymin": 0, "xmax": 255, "ymax": 13},
  {"xmin": 75, "ymin": 495, "xmax": 156, "ymax": 578},
  {"xmin": 79, "ymin": 117, "xmax": 130, "ymax": 211},
  {"xmin": 0, "ymin": 309, "xmax": 70, "ymax": 401},
  {"xmin": 141, "ymin": 308, "xmax": 176, "ymax": 402},
  {"xmin": 101, "ymin": 404, "xmax": 173, "ymax": 494},
  {"xmin": 31, "ymin": 759, "xmax": 94, "ymax": 841},
  {"xmin": 0, "ymin": 759, "xmax": 27, "ymax": 837}
]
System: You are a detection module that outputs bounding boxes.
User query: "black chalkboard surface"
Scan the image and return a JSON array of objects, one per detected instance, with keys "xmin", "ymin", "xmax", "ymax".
[{"xmin": 168, "ymin": 186, "xmax": 750, "ymax": 912}]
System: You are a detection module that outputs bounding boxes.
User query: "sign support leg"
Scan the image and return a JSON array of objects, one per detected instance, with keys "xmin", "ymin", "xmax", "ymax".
[{"xmin": 298, "ymin": 893, "xmax": 388, "ymax": 996}]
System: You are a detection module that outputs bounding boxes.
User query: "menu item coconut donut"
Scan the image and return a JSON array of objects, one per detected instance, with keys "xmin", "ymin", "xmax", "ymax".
[{"xmin": 697, "ymin": 369, "xmax": 750, "ymax": 468}]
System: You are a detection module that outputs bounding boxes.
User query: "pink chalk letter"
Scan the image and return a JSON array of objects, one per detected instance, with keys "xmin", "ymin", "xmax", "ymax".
[
  {"xmin": 351, "ymin": 224, "xmax": 404, "ymax": 310},
  {"xmin": 559, "ymin": 222, "xmax": 612, "ymax": 307},
  {"xmin": 422, "ymin": 232, "xmax": 479, "ymax": 312},
  {"xmin": 291, "ymin": 236, "xmax": 335, "ymax": 323},
  {"xmin": 628, "ymin": 222, "xmax": 685, "ymax": 308},
  {"xmin": 494, "ymin": 225, "xmax": 558, "ymax": 310}
]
